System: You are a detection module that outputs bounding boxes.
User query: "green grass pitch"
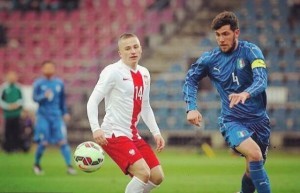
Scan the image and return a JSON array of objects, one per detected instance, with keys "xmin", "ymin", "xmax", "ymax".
[{"xmin": 0, "ymin": 146, "xmax": 299, "ymax": 193}]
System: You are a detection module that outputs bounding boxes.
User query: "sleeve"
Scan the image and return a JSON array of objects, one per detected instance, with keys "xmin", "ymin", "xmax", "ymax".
[
  {"xmin": 15, "ymin": 84, "xmax": 24, "ymax": 107},
  {"xmin": 182, "ymin": 56, "xmax": 209, "ymax": 112},
  {"xmin": 59, "ymin": 81, "xmax": 68, "ymax": 115},
  {"xmin": 0, "ymin": 84, "xmax": 10, "ymax": 110},
  {"xmin": 87, "ymin": 66, "xmax": 116, "ymax": 132},
  {"xmin": 141, "ymin": 70, "xmax": 161, "ymax": 136},
  {"xmin": 244, "ymin": 44, "xmax": 268, "ymax": 97},
  {"xmin": 33, "ymin": 80, "xmax": 47, "ymax": 103}
]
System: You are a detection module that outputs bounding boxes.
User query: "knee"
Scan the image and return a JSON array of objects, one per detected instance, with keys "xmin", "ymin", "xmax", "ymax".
[
  {"xmin": 134, "ymin": 166, "xmax": 151, "ymax": 182},
  {"xmin": 247, "ymin": 149, "xmax": 263, "ymax": 161},
  {"xmin": 41, "ymin": 141, "xmax": 48, "ymax": 147},
  {"xmin": 151, "ymin": 172, "xmax": 164, "ymax": 185},
  {"xmin": 150, "ymin": 166, "xmax": 165, "ymax": 185}
]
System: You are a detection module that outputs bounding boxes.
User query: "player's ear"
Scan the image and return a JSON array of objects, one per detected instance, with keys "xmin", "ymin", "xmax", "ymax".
[
  {"xmin": 118, "ymin": 50, "xmax": 122, "ymax": 58},
  {"xmin": 235, "ymin": 29, "xmax": 240, "ymax": 38}
]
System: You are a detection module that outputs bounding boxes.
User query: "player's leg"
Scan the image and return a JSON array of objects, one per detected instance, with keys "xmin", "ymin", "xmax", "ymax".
[
  {"xmin": 240, "ymin": 160, "xmax": 255, "ymax": 193},
  {"xmin": 52, "ymin": 117, "xmax": 76, "ymax": 174},
  {"xmin": 126, "ymin": 158, "xmax": 150, "ymax": 193},
  {"xmin": 143, "ymin": 165, "xmax": 164, "ymax": 193},
  {"xmin": 33, "ymin": 115, "xmax": 49, "ymax": 175},
  {"xmin": 12, "ymin": 116, "xmax": 22, "ymax": 151},
  {"xmin": 134, "ymin": 138, "xmax": 164, "ymax": 193},
  {"xmin": 3, "ymin": 118, "xmax": 13, "ymax": 152},
  {"xmin": 220, "ymin": 119, "xmax": 270, "ymax": 193},
  {"xmin": 236, "ymin": 138, "xmax": 270, "ymax": 193},
  {"xmin": 101, "ymin": 136, "xmax": 149, "ymax": 193}
]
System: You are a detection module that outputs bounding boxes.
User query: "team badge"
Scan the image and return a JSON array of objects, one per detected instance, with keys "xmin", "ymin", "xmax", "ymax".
[
  {"xmin": 56, "ymin": 85, "xmax": 61, "ymax": 92},
  {"xmin": 237, "ymin": 58, "xmax": 245, "ymax": 69},
  {"xmin": 237, "ymin": 130, "xmax": 248, "ymax": 138},
  {"xmin": 129, "ymin": 149, "xmax": 136, "ymax": 156},
  {"xmin": 143, "ymin": 75, "xmax": 149, "ymax": 85}
]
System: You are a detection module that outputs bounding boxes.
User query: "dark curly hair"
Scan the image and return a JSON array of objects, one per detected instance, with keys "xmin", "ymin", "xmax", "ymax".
[{"xmin": 211, "ymin": 11, "xmax": 239, "ymax": 31}]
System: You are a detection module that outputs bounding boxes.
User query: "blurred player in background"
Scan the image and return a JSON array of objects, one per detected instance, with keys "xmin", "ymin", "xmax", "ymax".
[
  {"xmin": 0, "ymin": 71, "xmax": 23, "ymax": 153},
  {"xmin": 32, "ymin": 61, "xmax": 76, "ymax": 175},
  {"xmin": 183, "ymin": 11, "xmax": 271, "ymax": 193},
  {"xmin": 87, "ymin": 33, "xmax": 164, "ymax": 193}
]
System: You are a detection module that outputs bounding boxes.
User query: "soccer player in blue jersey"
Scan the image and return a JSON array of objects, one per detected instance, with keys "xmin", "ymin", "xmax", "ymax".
[
  {"xmin": 183, "ymin": 11, "xmax": 271, "ymax": 193},
  {"xmin": 33, "ymin": 61, "xmax": 76, "ymax": 175}
]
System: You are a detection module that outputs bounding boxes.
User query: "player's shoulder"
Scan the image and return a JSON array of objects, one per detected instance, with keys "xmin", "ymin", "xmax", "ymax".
[
  {"xmin": 101, "ymin": 61, "xmax": 120, "ymax": 73},
  {"xmin": 197, "ymin": 47, "xmax": 221, "ymax": 64},
  {"xmin": 53, "ymin": 77, "xmax": 64, "ymax": 84},
  {"xmin": 33, "ymin": 77, "xmax": 45, "ymax": 85},
  {"xmin": 137, "ymin": 65, "xmax": 150, "ymax": 75},
  {"xmin": 239, "ymin": 40, "xmax": 261, "ymax": 51}
]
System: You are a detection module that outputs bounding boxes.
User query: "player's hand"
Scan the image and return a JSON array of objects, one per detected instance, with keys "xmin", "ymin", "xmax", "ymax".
[
  {"xmin": 9, "ymin": 103, "xmax": 20, "ymax": 110},
  {"xmin": 154, "ymin": 134, "xmax": 165, "ymax": 152},
  {"xmin": 187, "ymin": 110, "xmax": 202, "ymax": 127},
  {"xmin": 229, "ymin": 92, "xmax": 250, "ymax": 108},
  {"xmin": 93, "ymin": 129, "xmax": 108, "ymax": 146},
  {"xmin": 45, "ymin": 89, "xmax": 53, "ymax": 100},
  {"xmin": 63, "ymin": 113, "xmax": 71, "ymax": 123}
]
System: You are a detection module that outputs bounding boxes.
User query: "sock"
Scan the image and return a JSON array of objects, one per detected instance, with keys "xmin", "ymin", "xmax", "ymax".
[
  {"xmin": 249, "ymin": 161, "xmax": 271, "ymax": 193},
  {"xmin": 34, "ymin": 143, "xmax": 46, "ymax": 165},
  {"xmin": 241, "ymin": 173, "xmax": 255, "ymax": 193},
  {"xmin": 143, "ymin": 181, "xmax": 158, "ymax": 193},
  {"xmin": 60, "ymin": 143, "xmax": 72, "ymax": 166},
  {"xmin": 125, "ymin": 176, "xmax": 146, "ymax": 193}
]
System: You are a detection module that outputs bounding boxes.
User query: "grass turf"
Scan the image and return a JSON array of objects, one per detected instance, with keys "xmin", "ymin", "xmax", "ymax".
[{"xmin": 0, "ymin": 146, "xmax": 299, "ymax": 193}]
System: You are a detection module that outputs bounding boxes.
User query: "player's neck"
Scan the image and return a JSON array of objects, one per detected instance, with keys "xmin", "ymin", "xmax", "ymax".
[{"xmin": 125, "ymin": 62, "xmax": 137, "ymax": 70}]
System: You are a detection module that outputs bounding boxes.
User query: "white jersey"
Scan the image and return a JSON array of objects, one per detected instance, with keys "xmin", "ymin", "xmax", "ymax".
[{"xmin": 87, "ymin": 60, "xmax": 161, "ymax": 140}]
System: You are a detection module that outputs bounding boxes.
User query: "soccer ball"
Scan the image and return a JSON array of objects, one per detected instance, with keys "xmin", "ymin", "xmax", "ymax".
[{"xmin": 74, "ymin": 141, "xmax": 105, "ymax": 173}]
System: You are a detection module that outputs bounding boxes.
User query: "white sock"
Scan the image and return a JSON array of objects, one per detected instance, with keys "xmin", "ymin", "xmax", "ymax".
[
  {"xmin": 143, "ymin": 181, "xmax": 158, "ymax": 193},
  {"xmin": 125, "ymin": 176, "xmax": 146, "ymax": 193}
]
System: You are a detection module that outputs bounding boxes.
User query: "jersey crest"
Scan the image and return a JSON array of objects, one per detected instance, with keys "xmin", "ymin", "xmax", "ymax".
[{"xmin": 237, "ymin": 58, "xmax": 245, "ymax": 69}]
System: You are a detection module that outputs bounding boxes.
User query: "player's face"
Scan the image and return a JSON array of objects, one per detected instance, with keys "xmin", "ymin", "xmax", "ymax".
[
  {"xmin": 6, "ymin": 71, "xmax": 18, "ymax": 83},
  {"xmin": 215, "ymin": 25, "xmax": 240, "ymax": 53},
  {"xmin": 42, "ymin": 62, "xmax": 56, "ymax": 78},
  {"xmin": 118, "ymin": 37, "xmax": 142, "ymax": 68}
]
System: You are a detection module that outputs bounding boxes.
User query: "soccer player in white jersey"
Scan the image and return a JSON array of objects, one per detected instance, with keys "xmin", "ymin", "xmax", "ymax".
[{"xmin": 87, "ymin": 33, "xmax": 164, "ymax": 193}]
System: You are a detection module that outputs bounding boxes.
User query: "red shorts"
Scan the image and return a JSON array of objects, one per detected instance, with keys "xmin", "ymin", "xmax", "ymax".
[{"xmin": 101, "ymin": 136, "xmax": 160, "ymax": 175}]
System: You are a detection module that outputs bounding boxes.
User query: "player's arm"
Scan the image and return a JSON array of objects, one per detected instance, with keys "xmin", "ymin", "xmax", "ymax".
[
  {"xmin": 32, "ymin": 80, "xmax": 47, "ymax": 103},
  {"xmin": 87, "ymin": 67, "xmax": 115, "ymax": 145},
  {"xmin": 183, "ymin": 56, "xmax": 208, "ymax": 126},
  {"xmin": 141, "ymin": 71, "xmax": 164, "ymax": 152},
  {"xmin": 244, "ymin": 59, "xmax": 267, "ymax": 97},
  {"xmin": 229, "ymin": 44, "xmax": 267, "ymax": 108},
  {"xmin": 15, "ymin": 84, "xmax": 24, "ymax": 108},
  {"xmin": 0, "ymin": 84, "xmax": 10, "ymax": 110},
  {"xmin": 229, "ymin": 60, "xmax": 267, "ymax": 108},
  {"xmin": 59, "ymin": 81, "xmax": 70, "ymax": 122}
]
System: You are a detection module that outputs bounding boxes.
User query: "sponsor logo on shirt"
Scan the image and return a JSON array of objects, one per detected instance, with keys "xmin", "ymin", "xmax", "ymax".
[{"xmin": 213, "ymin": 66, "xmax": 220, "ymax": 73}]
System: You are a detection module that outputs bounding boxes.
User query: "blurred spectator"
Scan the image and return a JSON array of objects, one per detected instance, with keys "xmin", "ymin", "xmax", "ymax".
[
  {"xmin": 0, "ymin": 25, "xmax": 7, "ymax": 47},
  {"xmin": 148, "ymin": 0, "xmax": 170, "ymax": 11},
  {"xmin": 0, "ymin": 0, "xmax": 13, "ymax": 10},
  {"xmin": 20, "ymin": 109, "xmax": 34, "ymax": 152},
  {"xmin": 12, "ymin": 0, "xmax": 79, "ymax": 11},
  {"xmin": 288, "ymin": 0, "xmax": 300, "ymax": 30},
  {"xmin": 0, "ymin": 71, "xmax": 24, "ymax": 153}
]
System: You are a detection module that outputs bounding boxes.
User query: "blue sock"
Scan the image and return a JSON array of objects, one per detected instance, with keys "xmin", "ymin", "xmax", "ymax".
[
  {"xmin": 60, "ymin": 143, "xmax": 72, "ymax": 166},
  {"xmin": 34, "ymin": 143, "xmax": 46, "ymax": 165},
  {"xmin": 249, "ymin": 160, "xmax": 271, "ymax": 193},
  {"xmin": 241, "ymin": 173, "xmax": 255, "ymax": 193}
]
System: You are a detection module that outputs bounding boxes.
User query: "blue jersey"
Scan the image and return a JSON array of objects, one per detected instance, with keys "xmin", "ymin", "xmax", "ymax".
[
  {"xmin": 183, "ymin": 41, "xmax": 268, "ymax": 122},
  {"xmin": 33, "ymin": 77, "xmax": 68, "ymax": 117}
]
